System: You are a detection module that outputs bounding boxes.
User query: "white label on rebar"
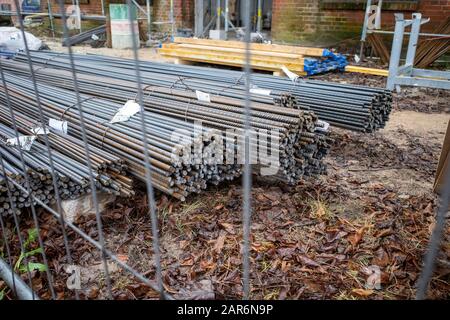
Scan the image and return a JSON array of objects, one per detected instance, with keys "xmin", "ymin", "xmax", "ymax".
[
  {"xmin": 49, "ymin": 119, "xmax": 68, "ymax": 134},
  {"xmin": 315, "ymin": 120, "xmax": 330, "ymax": 133},
  {"xmin": 250, "ymin": 88, "xmax": 272, "ymax": 96},
  {"xmin": 110, "ymin": 100, "xmax": 142, "ymax": 124},
  {"xmin": 281, "ymin": 65, "xmax": 299, "ymax": 82},
  {"xmin": 31, "ymin": 126, "xmax": 49, "ymax": 135},
  {"xmin": 195, "ymin": 90, "xmax": 211, "ymax": 103},
  {"xmin": 6, "ymin": 135, "xmax": 36, "ymax": 151}
]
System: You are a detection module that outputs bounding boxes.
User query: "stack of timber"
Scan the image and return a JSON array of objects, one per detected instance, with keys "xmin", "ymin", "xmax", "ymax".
[{"xmin": 159, "ymin": 37, "xmax": 348, "ymax": 76}]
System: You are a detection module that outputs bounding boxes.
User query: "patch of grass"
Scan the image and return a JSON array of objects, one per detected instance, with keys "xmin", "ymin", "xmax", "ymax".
[
  {"xmin": 260, "ymin": 260, "xmax": 271, "ymax": 273},
  {"xmin": 14, "ymin": 228, "xmax": 47, "ymax": 274},
  {"xmin": 335, "ymin": 290, "xmax": 357, "ymax": 300},
  {"xmin": 263, "ymin": 288, "xmax": 280, "ymax": 300},
  {"xmin": 180, "ymin": 200, "xmax": 204, "ymax": 216},
  {"xmin": 114, "ymin": 276, "xmax": 132, "ymax": 291},
  {"xmin": 309, "ymin": 199, "xmax": 334, "ymax": 221},
  {"xmin": 159, "ymin": 207, "xmax": 170, "ymax": 232},
  {"xmin": 175, "ymin": 218, "xmax": 185, "ymax": 235}
]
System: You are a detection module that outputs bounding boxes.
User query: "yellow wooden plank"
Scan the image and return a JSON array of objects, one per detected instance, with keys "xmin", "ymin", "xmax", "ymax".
[
  {"xmin": 165, "ymin": 43, "xmax": 304, "ymax": 60},
  {"xmin": 161, "ymin": 53, "xmax": 305, "ymax": 73},
  {"xmin": 173, "ymin": 37, "xmax": 325, "ymax": 57},
  {"xmin": 158, "ymin": 48, "xmax": 304, "ymax": 68},
  {"xmin": 345, "ymin": 65, "xmax": 389, "ymax": 76},
  {"xmin": 159, "ymin": 50, "xmax": 306, "ymax": 74},
  {"xmin": 159, "ymin": 47, "xmax": 303, "ymax": 65}
]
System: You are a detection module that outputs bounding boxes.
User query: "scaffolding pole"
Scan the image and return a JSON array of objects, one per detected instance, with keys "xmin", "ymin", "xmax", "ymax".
[
  {"xmin": 256, "ymin": 0, "xmax": 262, "ymax": 32},
  {"xmin": 146, "ymin": 0, "xmax": 151, "ymax": 39},
  {"xmin": 47, "ymin": 0, "xmax": 55, "ymax": 38},
  {"xmin": 0, "ymin": 258, "xmax": 39, "ymax": 300},
  {"xmin": 195, "ymin": 0, "xmax": 204, "ymax": 37},
  {"xmin": 216, "ymin": 0, "xmax": 221, "ymax": 31},
  {"xmin": 170, "ymin": 0, "xmax": 175, "ymax": 38},
  {"xmin": 224, "ymin": 0, "xmax": 229, "ymax": 32}
]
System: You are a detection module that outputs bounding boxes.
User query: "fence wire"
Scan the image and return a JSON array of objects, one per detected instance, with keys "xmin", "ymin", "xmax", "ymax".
[
  {"xmin": 0, "ymin": 1, "xmax": 252, "ymax": 300},
  {"xmin": 0, "ymin": 2, "xmax": 446, "ymax": 301}
]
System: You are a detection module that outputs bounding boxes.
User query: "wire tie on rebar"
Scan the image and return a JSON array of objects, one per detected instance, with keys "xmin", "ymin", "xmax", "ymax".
[
  {"xmin": 184, "ymin": 99, "xmax": 193, "ymax": 122},
  {"xmin": 99, "ymin": 123, "xmax": 113, "ymax": 150},
  {"xmin": 136, "ymin": 84, "xmax": 157, "ymax": 101},
  {"xmin": 31, "ymin": 53, "xmax": 64, "ymax": 78},
  {"xmin": 169, "ymin": 76, "xmax": 194, "ymax": 93},
  {"xmin": 216, "ymin": 73, "xmax": 245, "ymax": 96},
  {"xmin": 60, "ymin": 97, "xmax": 97, "ymax": 120}
]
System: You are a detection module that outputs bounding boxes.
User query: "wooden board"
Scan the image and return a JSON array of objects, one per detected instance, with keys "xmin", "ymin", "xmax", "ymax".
[
  {"xmin": 159, "ymin": 49, "xmax": 306, "ymax": 74},
  {"xmin": 160, "ymin": 46, "xmax": 304, "ymax": 65},
  {"xmin": 173, "ymin": 37, "xmax": 325, "ymax": 57},
  {"xmin": 163, "ymin": 43, "xmax": 304, "ymax": 60},
  {"xmin": 345, "ymin": 65, "xmax": 389, "ymax": 77}
]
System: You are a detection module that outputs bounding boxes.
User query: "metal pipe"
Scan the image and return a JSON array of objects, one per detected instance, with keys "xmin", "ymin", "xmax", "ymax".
[
  {"xmin": 146, "ymin": 0, "xmax": 151, "ymax": 40},
  {"xmin": 0, "ymin": 258, "xmax": 39, "ymax": 300},
  {"xmin": 256, "ymin": 0, "xmax": 262, "ymax": 33},
  {"xmin": 216, "ymin": 0, "xmax": 221, "ymax": 30}
]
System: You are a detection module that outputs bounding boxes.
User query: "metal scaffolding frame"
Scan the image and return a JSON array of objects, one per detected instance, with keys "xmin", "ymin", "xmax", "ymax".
[
  {"xmin": 386, "ymin": 13, "xmax": 450, "ymax": 91},
  {"xmin": 359, "ymin": 0, "xmax": 448, "ymax": 59}
]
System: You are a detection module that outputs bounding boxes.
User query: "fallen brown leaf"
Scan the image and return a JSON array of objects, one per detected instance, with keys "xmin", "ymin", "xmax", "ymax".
[{"xmin": 352, "ymin": 288, "xmax": 374, "ymax": 297}]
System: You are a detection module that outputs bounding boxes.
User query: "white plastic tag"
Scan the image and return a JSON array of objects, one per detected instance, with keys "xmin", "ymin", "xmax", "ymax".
[
  {"xmin": 281, "ymin": 66, "xmax": 299, "ymax": 82},
  {"xmin": 315, "ymin": 120, "xmax": 330, "ymax": 133},
  {"xmin": 6, "ymin": 135, "xmax": 36, "ymax": 151},
  {"xmin": 250, "ymin": 88, "xmax": 272, "ymax": 96},
  {"xmin": 31, "ymin": 126, "xmax": 49, "ymax": 135},
  {"xmin": 49, "ymin": 119, "xmax": 68, "ymax": 134},
  {"xmin": 195, "ymin": 90, "xmax": 211, "ymax": 103},
  {"xmin": 110, "ymin": 100, "xmax": 142, "ymax": 124}
]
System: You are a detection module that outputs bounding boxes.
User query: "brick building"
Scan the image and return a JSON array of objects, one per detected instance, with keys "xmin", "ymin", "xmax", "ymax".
[
  {"xmin": 43, "ymin": 0, "xmax": 194, "ymax": 29},
  {"xmin": 1, "ymin": 1, "xmax": 449, "ymax": 43},
  {"xmin": 271, "ymin": 0, "xmax": 450, "ymax": 43}
]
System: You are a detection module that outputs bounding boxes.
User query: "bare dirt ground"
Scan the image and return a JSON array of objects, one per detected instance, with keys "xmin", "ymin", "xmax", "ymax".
[
  {"xmin": 42, "ymin": 37, "xmax": 173, "ymax": 63},
  {"xmin": 0, "ymin": 44, "xmax": 449, "ymax": 300}
]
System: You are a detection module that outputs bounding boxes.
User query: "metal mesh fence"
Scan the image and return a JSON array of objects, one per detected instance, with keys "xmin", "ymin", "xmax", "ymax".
[{"xmin": 0, "ymin": 1, "xmax": 447, "ymax": 300}]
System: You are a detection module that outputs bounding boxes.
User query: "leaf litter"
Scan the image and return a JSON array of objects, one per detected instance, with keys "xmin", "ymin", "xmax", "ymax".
[{"xmin": 0, "ymin": 81, "xmax": 449, "ymax": 300}]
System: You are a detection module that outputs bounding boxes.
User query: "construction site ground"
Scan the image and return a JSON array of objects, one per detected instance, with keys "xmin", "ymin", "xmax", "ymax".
[{"xmin": 1, "ymin": 41, "xmax": 449, "ymax": 300}]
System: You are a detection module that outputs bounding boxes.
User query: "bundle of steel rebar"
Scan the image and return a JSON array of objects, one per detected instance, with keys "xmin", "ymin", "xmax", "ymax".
[
  {"xmin": 2, "ymin": 62, "xmax": 332, "ymax": 182},
  {"xmin": 415, "ymin": 17, "xmax": 450, "ymax": 68},
  {"xmin": 12, "ymin": 50, "xmax": 392, "ymax": 132},
  {"xmin": 0, "ymin": 73, "xmax": 236, "ymax": 200},
  {"xmin": 0, "ymin": 114, "xmax": 135, "ymax": 216},
  {"xmin": 0, "ymin": 70, "xmax": 331, "ymax": 199},
  {"xmin": 62, "ymin": 25, "xmax": 107, "ymax": 47},
  {"xmin": 367, "ymin": 33, "xmax": 391, "ymax": 65}
]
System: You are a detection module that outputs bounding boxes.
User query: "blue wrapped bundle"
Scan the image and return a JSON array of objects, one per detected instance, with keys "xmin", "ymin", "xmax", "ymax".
[{"xmin": 303, "ymin": 52, "xmax": 348, "ymax": 76}]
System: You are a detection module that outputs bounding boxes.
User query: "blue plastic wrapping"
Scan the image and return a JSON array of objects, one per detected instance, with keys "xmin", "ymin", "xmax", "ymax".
[{"xmin": 303, "ymin": 52, "xmax": 348, "ymax": 76}]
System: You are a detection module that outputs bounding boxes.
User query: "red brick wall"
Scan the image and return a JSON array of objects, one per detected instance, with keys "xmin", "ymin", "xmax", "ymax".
[
  {"xmin": 272, "ymin": 0, "xmax": 450, "ymax": 43},
  {"xmin": 0, "ymin": 0, "xmax": 194, "ymax": 30},
  {"xmin": 153, "ymin": 0, "xmax": 194, "ymax": 30},
  {"xmin": 45, "ymin": 0, "xmax": 104, "ymax": 15}
]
